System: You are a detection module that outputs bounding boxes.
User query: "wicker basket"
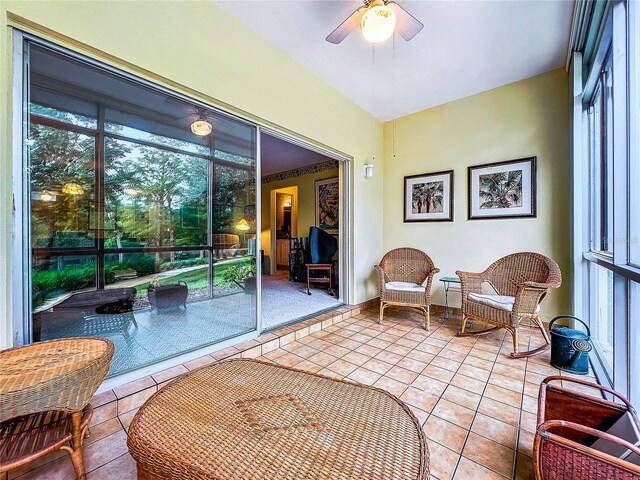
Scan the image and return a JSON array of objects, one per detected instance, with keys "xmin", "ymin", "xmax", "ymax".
[{"xmin": 534, "ymin": 376, "xmax": 640, "ymax": 479}]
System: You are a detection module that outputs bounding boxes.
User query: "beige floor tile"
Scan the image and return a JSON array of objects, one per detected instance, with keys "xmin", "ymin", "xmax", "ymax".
[
  {"xmin": 341, "ymin": 350, "xmax": 371, "ymax": 365},
  {"xmin": 519, "ymin": 410, "xmax": 537, "ymax": 433},
  {"xmin": 396, "ymin": 357, "xmax": 429, "ymax": 373},
  {"xmin": 86, "ymin": 453, "xmax": 137, "ymax": 480},
  {"xmin": 488, "ymin": 372, "xmax": 524, "ymax": 393},
  {"xmin": 517, "ymin": 429, "xmax": 535, "ymax": 457},
  {"xmin": 374, "ymin": 350, "xmax": 404, "ymax": 365},
  {"xmin": 478, "ymin": 397, "xmax": 521, "ymax": 427},
  {"xmin": 307, "ymin": 351, "xmax": 338, "ymax": 367},
  {"xmin": 326, "ymin": 359, "xmax": 359, "ymax": 376},
  {"xmin": 422, "ymin": 365, "xmax": 455, "ymax": 383},
  {"xmin": 363, "ymin": 358, "xmax": 394, "ymax": 374},
  {"xmin": 293, "ymin": 359, "xmax": 323, "ymax": 373},
  {"xmin": 386, "ymin": 366, "xmax": 419, "ymax": 384},
  {"xmin": 347, "ymin": 367, "xmax": 382, "ymax": 385},
  {"xmin": 430, "ymin": 356, "xmax": 462, "ymax": 372},
  {"xmin": 432, "ymin": 399, "xmax": 475, "ymax": 429},
  {"xmin": 450, "ymin": 373, "xmax": 486, "ymax": 395},
  {"xmin": 454, "ymin": 457, "xmax": 508, "ymax": 480},
  {"xmin": 423, "ymin": 416, "xmax": 469, "ymax": 453},
  {"xmin": 373, "ymin": 376, "xmax": 409, "ymax": 397},
  {"xmin": 514, "ymin": 453, "xmax": 536, "ymax": 480},
  {"xmin": 462, "ymin": 355, "xmax": 494, "ymax": 372},
  {"xmin": 400, "ymin": 387, "xmax": 439, "ymax": 413},
  {"xmin": 442, "ymin": 385, "xmax": 482, "ymax": 411},
  {"xmin": 427, "ymin": 440, "xmax": 460, "ymax": 480},
  {"xmin": 462, "ymin": 432, "xmax": 515, "ymax": 478},
  {"xmin": 483, "ymin": 384, "xmax": 523, "ymax": 407},
  {"xmin": 412, "ymin": 375, "xmax": 449, "ymax": 397},
  {"xmin": 471, "ymin": 413, "xmax": 518, "ymax": 449},
  {"xmin": 458, "ymin": 364, "xmax": 490, "ymax": 381},
  {"xmin": 407, "ymin": 349, "xmax": 436, "ymax": 363}
]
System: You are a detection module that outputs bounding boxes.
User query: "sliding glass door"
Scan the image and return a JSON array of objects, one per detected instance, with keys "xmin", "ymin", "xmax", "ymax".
[{"xmin": 26, "ymin": 41, "xmax": 258, "ymax": 376}]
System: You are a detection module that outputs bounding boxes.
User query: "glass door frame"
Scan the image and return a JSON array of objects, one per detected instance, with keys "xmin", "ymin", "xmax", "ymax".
[
  {"xmin": 11, "ymin": 29, "xmax": 353, "ymax": 351},
  {"xmin": 12, "ymin": 31, "xmax": 264, "ymax": 345}
]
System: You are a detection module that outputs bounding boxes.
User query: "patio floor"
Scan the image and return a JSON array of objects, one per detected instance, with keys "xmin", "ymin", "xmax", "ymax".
[{"xmin": 10, "ymin": 304, "xmax": 598, "ymax": 480}]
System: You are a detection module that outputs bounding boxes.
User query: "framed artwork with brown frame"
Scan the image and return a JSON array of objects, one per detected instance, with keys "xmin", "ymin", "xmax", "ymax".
[
  {"xmin": 315, "ymin": 177, "xmax": 339, "ymax": 234},
  {"xmin": 467, "ymin": 157, "xmax": 537, "ymax": 220},
  {"xmin": 404, "ymin": 170, "xmax": 454, "ymax": 222}
]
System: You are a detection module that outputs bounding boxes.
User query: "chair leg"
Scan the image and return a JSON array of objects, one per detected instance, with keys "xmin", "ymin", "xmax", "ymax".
[
  {"xmin": 62, "ymin": 411, "xmax": 88, "ymax": 480},
  {"xmin": 510, "ymin": 318, "xmax": 551, "ymax": 358},
  {"xmin": 511, "ymin": 328, "xmax": 519, "ymax": 356},
  {"xmin": 424, "ymin": 305, "xmax": 430, "ymax": 331},
  {"xmin": 459, "ymin": 314, "xmax": 467, "ymax": 335},
  {"xmin": 379, "ymin": 302, "xmax": 386, "ymax": 325}
]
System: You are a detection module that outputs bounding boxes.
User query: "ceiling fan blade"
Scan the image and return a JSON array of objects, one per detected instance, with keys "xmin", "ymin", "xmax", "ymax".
[
  {"xmin": 388, "ymin": 2, "xmax": 424, "ymax": 41},
  {"xmin": 326, "ymin": 6, "xmax": 367, "ymax": 44}
]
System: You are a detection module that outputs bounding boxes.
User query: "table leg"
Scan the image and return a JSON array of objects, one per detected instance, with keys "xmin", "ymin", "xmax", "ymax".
[
  {"xmin": 307, "ymin": 267, "xmax": 311, "ymax": 295},
  {"xmin": 439, "ymin": 282, "xmax": 450, "ymax": 323}
]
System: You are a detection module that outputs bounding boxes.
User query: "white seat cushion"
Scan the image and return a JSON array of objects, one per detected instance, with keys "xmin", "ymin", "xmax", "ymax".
[
  {"xmin": 385, "ymin": 281, "xmax": 425, "ymax": 293},
  {"xmin": 468, "ymin": 293, "xmax": 540, "ymax": 313}
]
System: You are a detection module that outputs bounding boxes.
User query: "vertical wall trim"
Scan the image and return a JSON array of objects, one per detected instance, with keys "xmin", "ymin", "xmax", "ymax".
[
  {"xmin": 255, "ymin": 127, "xmax": 263, "ymax": 334},
  {"xmin": 10, "ymin": 29, "xmax": 29, "ymax": 346},
  {"xmin": 570, "ymin": 51, "xmax": 586, "ymax": 320}
]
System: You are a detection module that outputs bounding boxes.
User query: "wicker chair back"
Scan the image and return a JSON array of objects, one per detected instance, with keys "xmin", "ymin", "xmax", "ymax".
[{"xmin": 379, "ymin": 248, "xmax": 435, "ymax": 285}]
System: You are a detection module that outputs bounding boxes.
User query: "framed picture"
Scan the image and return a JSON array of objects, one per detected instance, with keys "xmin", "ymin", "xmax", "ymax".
[
  {"xmin": 468, "ymin": 157, "xmax": 536, "ymax": 220},
  {"xmin": 315, "ymin": 177, "xmax": 339, "ymax": 233},
  {"xmin": 404, "ymin": 170, "xmax": 454, "ymax": 222}
]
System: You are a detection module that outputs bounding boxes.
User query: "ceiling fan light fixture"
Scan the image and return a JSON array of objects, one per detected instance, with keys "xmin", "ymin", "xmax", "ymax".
[
  {"xmin": 361, "ymin": 5, "xmax": 396, "ymax": 43},
  {"xmin": 190, "ymin": 119, "xmax": 212, "ymax": 136}
]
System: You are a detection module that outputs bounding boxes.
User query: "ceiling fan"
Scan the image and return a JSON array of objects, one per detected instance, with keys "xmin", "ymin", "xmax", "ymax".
[{"xmin": 326, "ymin": 0, "xmax": 423, "ymax": 45}]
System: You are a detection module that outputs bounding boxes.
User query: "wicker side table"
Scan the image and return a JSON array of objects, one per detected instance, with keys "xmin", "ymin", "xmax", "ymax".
[
  {"xmin": 128, "ymin": 359, "xmax": 429, "ymax": 480},
  {"xmin": 0, "ymin": 337, "xmax": 114, "ymax": 480}
]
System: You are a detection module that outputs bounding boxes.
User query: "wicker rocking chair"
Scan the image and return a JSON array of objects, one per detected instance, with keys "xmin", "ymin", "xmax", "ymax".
[
  {"xmin": 374, "ymin": 248, "xmax": 439, "ymax": 330},
  {"xmin": 456, "ymin": 252, "xmax": 561, "ymax": 358}
]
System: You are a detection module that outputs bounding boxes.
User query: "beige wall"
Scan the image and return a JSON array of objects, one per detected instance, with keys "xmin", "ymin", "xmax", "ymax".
[
  {"xmin": 261, "ymin": 168, "xmax": 339, "ymax": 270},
  {"xmin": 0, "ymin": 2, "xmax": 384, "ymax": 348},
  {"xmin": 382, "ymin": 69, "xmax": 571, "ymax": 320}
]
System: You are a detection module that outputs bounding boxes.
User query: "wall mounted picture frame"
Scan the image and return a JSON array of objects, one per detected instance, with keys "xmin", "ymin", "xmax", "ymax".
[
  {"xmin": 315, "ymin": 177, "xmax": 339, "ymax": 233},
  {"xmin": 404, "ymin": 170, "xmax": 454, "ymax": 222},
  {"xmin": 467, "ymin": 157, "xmax": 536, "ymax": 220}
]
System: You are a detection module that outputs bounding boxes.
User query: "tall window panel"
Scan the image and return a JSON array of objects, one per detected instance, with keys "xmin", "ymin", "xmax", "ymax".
[
  {"xmin": 26, "ymin": 42, "xmax": 258, "ymax": 377},
  {"xmin": 580, "ymin": 1, "xmax": 639, "ymax": 402}
]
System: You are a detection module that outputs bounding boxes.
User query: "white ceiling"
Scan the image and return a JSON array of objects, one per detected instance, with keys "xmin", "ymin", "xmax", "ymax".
[
  {"xmin": 217, "ymin": 0, "xmax": 573, "ymax": 121},
  {"xmin": 261, "ymin": 133, "xmax": 332, "ymax": 176}
]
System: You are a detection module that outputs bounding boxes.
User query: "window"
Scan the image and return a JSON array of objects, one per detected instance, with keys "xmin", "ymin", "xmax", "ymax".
[
  {"xmin": 588, "ymin": 52, "xmax": 614, "ymax": 255},
  {"xmin": 26, "ymin": 43, "xmax": 258, "ymax": 377},
  {"xmin": 578, "ymin": 1, "xmax": 640, "ymax": 402}
]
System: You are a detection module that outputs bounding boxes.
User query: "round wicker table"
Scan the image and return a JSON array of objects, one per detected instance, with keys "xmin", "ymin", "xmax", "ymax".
[
  {"xmin": 0, "ymin": 337, "xmax": 114, "ymax": 479},
  {"xmin": 128, "ymin": 359, "xmax": 429, "ymax": 480}
]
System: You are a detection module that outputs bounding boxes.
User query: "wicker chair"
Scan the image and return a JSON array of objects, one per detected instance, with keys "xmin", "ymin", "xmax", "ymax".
[
  {"xmin": 456, "ymin": 252, "xmax": 561, "ymax": 358},
  {"xmin": 0, "ymin": 337, "xmax": 114, "ymax": 480},
  {"xmin": 375, "ymin": 248, "xmax": 440, "ymax": 330}
]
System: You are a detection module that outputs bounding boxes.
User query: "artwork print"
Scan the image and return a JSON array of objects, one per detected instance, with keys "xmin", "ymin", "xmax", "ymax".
[
  {"xmin": 315, "ymin": 177, "xmax": 339, "ymax": 233},
  {"xmin": 468, "ymin": 157, "xmax": 536, "ymax": 219},
  {"xmin": 404, "ymin": 171, "xmax": 453, "ymax": 222}
]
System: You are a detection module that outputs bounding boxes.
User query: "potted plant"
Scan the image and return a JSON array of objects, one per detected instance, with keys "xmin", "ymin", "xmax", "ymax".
[{"xmin": 222, "ymin": 263, "xmax": 256, "ymax": 292}]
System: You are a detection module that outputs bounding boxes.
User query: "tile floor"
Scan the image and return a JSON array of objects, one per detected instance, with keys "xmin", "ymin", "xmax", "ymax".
[{"xmin": 12, "ymin": 305, "xmax": 599, "ymax": 480}]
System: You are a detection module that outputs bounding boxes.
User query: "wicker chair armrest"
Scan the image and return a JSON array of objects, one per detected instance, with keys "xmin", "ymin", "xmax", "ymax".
[
  {"xmin": 374, "ymin": 265, "xmax": 388, "ymax": 292},
  {"xmin": 455, "ymin": 270, "xmax": 484, "ymax": 295},
  {"xmin": 523, "ymin": 280, "xmax": 560, "ymax": 289},
  {"xmin": 422, "ymin": 268, "xmax": 440, "ymax": 300},
  {"xmin": 513, "ymin": 286, "xmax": 548, "ymax": 315},
  {"xmin": 539, "ymin": 376, "xmax": 637, "ymax": 412},
  {"xmin": 536, "ymin": 419, "xmax": 640, "ymax": 461}
]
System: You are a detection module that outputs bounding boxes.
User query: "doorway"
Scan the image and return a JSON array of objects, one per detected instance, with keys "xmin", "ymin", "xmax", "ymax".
[{"xmin": 259, "ymin": 132, "xmax": 346, "ymax": 330}]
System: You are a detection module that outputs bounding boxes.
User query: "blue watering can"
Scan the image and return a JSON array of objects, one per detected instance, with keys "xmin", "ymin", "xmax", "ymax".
[{"xmin": 549, "ymin": 315, "xmax": 592, "ymax": 375}]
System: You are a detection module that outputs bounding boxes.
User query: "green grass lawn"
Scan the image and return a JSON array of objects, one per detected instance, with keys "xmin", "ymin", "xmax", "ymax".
[{"xmin": 133, "ymin": 257, "xmax": 252, "ymax": 295}]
